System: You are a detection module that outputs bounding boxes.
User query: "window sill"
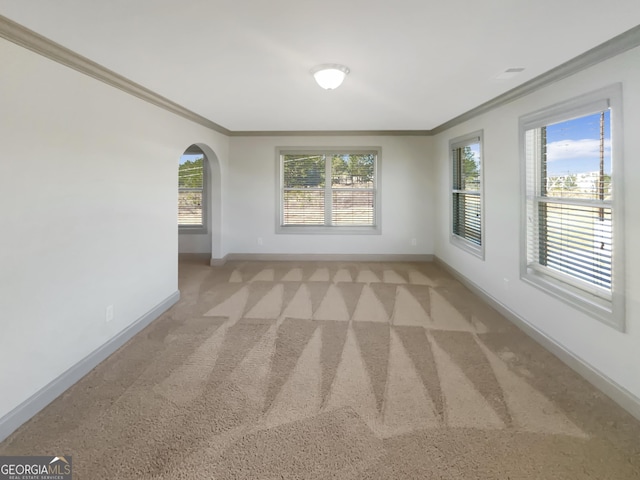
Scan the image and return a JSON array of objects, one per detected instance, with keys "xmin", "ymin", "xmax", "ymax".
[
  {"xmin": 179, "ymin": 226, "xmax": 208, "ymax": 235},
  {"xmin": 450, "ymin": 234, "xmax": 484, "ymax": 260},
  {"xmin": 277, "ymin": 225, "xmax": 381, "ymax": 235},
  {"xmin": 521, "ymin": 266, "xmax": 623, "ymax": 332}
]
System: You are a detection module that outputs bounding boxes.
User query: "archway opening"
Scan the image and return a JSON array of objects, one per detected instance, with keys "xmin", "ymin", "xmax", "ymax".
[{"xmin": 177, "ymin": 143, "xmax": 222, "ymax": 261}]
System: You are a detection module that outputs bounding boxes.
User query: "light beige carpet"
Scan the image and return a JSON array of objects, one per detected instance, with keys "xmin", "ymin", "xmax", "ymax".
[{"xmin": 2, "ymin": 258, "xmax": 639, "ymax": 479}]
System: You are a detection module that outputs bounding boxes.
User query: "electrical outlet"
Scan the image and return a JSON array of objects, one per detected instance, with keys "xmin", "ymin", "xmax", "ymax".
[
  {"xmin": 257, "ymin": 237, "xmax": 263, "ymax": 245},
  {"xmin": 503, "ymin": 278, "xmax": 510, "ymax": 290},
  {"xmin": 411, "ymin": 238, "xmax": 417, "ymax": 246},
  {"xmin": 106, "ymin": 305, "xmax": 114, "ymax": 322}
]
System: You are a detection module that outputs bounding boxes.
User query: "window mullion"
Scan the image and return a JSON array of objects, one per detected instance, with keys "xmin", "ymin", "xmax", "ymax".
[{"xmin": 324, "ymin": 153, "xmax": 332, "ymax": 226}]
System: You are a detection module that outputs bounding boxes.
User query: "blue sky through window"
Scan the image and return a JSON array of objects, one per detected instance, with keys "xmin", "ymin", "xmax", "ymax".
[
  {"xmin": 545, "ymin": 111, "xmax": 611, "ymax": 176},
  {"xmin": 179, "ymin": 154, "xmax": 203, "ymax": 165}
]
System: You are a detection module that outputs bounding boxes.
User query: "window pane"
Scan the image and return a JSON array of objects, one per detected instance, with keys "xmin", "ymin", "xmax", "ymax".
[
  {"xmin": 332, "ymin": 190, "xmax": 374, "ymax": 226},
  {"xmin": 283, "ymin": 154, "xmax": 325, "ymax": 188},
  {"xmin": 178, "ymin": 191, "xmax": 203, "ymax": 225},
  {"xmin": 537, "ymin": 202, "xmax": 612, "ymax": 289},
  {"xmin": 543, "ymin": 111, "xmax": 611, "ymax": 200},
  {"xmin": 178, "ymin": 155, "xmax": 204, "ymax": 189},
  {"xmin": 331, "ymin": 154, "xmax": 374, "ymax": 188},
  {"xmin": 453, "ymin": 192, "xmax": 481, "ymax": 245},
  {"xmin": 453, "ymin": 143, "xmax": 481, "ymax": 192},
  {"xmin": 283, "ymin": 189, "xmax": 325, "ymax": 225}
]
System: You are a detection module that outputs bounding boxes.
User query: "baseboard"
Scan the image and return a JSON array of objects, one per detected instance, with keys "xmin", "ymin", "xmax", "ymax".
[
  {"xmin": 211, "ymin": 253, "xmax": 433, "ymax": 265},
  {"xmin": 0, "ymin": 291, "xmax": 180, "ymax": 443},
  {"xmin": 434, "ymin": 256, "xmax": 640, "ymax": 422},
  {"xmin": 210, "ymin": 256, "xmax": 227, "ymax": 266},
  {"xmin": 178, "ymin": 253, "xmax": 211, "ymax": 264}
]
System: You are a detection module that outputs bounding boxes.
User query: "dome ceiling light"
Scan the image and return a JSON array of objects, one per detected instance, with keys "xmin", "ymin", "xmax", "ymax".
[{"xmin": 310, "ymin": 64, "xmax": 350, "ymax": 90}]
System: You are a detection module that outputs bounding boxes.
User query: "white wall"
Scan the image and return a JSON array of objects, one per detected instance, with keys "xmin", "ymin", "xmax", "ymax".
[
  {"xmin": 225, "ymin": 135, "xmax": 433, "ymax": 257},
  {"xmin": 0, "ymin": 38, "xmax": 228, "ymax": 419},
  {"xmin": 432, "ymin": 46, "xmax": 640, "ymax": 400}
]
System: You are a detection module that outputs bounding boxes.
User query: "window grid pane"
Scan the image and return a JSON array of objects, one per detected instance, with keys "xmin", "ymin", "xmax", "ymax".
[
  {"xmin": 453, "ymin": 192, "xmax": 481, "ymax": 245},
  {"xmin": 283, "ymin": 189, "xmax": 325, "ymax": 225},
  {"xmin": 535, "ymin": 202, "xmax": 612, "ymax": 289},
  {"xmin": 331, "ymin": 154, "xmax": 375, "ymax": 188},
  {"xmin": 283, "ymin": 154, "xmax": 326, "ymax": 188},
  {"xmin": 332, "ymin": 190, "xmax": 374, "ymax": 225},
  {"xmin": 178, "ymin": 191, "xmax": 203, "ymax": 226}
]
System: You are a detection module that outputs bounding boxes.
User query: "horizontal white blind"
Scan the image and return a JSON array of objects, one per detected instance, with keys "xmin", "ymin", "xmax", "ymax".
[
  {"xmin": 331, "ymin": 153, "xmax": 375, "ymax": 226},
  {"xmin": 283, "ymin": 154, "xmax": 326, "ymax": 225},
  {"xmin": 453, "ymin": 192, "xmax": 481, "ymax": 245},
  {"xmin": 332, "ymin": 190, "xmax": 374, "ymax": 225},
  {"xmin": 534, "ymin": 201, "xmax": 612, "ymax": 289},
  {"xmin": 178, "ymin": 156, "xmax": 204, "ymax": 226},
  {"xmin": 282, "ymin": 152, "xmax": 376, "ymax": 227},
  {"xmin": 283, "ymin": 190, "xmax": 325, "ymax": 225}
]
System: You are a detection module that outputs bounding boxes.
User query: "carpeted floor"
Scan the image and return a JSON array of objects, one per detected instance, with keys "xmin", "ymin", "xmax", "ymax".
[{"xmin": 2, "ymin": 258, "xmax": 639, "ymax": 479}]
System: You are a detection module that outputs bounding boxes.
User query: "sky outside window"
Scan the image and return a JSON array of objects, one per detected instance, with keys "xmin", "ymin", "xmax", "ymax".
[{"xmin": 545, "ymin": 111, "xmax": 611, "ymax": 176}]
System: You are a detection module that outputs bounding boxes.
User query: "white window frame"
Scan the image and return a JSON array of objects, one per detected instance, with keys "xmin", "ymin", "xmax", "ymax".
[
  {"xmin": 178, "ymin": 147, "xmax": 208, "ymax": 234},
  {"xmin": 276, "ymin": 147, "xmax": 382, "ymax": 234},
  {"xmin": 519, "ymin": 84, "xmax": 625, "ymax": 331},
  {"xmin": 450, "ymin": 130, "xmax": 484, "ymax": 259}
]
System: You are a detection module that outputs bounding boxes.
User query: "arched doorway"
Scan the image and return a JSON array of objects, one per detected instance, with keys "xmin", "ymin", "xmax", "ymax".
[{"xmin": 178, "ymin": 143, "xmax": 221, "ymax": 260}]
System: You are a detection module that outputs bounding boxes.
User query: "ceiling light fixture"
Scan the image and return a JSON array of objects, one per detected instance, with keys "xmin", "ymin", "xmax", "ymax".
[{"xmin": 311, "ymin": 64, "xmax": 350, "ymax": 90}]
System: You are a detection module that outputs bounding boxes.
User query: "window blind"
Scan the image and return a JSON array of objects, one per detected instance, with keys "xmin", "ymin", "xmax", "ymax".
[
  {"xmin": 281, "ymin": 152, "xmax": 376, "ymax": 228},
  {"xmin": 178, "ymin": 156, "xmax": 204, "ymax": 226}
]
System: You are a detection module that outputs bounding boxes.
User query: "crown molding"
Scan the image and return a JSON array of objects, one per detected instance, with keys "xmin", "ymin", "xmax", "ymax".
[
  {"xmin": 430, "ymin": 24, "xmax": 640, "ymax": 135},
  {"xmin": 0, "ymin": 15, "xmax": 231, "ymax": 136},
  {"xmin": 2, "ymin": 14, "xmax": 639, "ymax": 138},
  {"xmin": 229, "ymin": 129, "xmax": 431, "ymax": 137}
]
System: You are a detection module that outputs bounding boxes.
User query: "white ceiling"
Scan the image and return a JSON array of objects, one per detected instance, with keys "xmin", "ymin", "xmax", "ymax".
[{"xmin": 1, "ymin": 0, "xmax": 639, "ymax": 132}]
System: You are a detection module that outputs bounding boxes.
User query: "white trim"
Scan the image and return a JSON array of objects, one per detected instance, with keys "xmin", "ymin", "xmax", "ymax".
[
  {"xmin": 192, "ymin": 143, "xmax": 223, "ymax": 260},
  {"xmin": 231, "ymin": 130, "xmax": 430, "ymax": 137},
  {"xmin": 430, "ymin": 25, "xmax": 640, "ymax": 135},
  {"xmin": 211, "ymin": 253, "xmax": 433, "ymax": 265},
  {"xmin": 0, "ymin": 291, "xmax": 180, "ymax": 443},
  {"xmin": 0, "ymin": 16, "xmax": 231, "ymax": 135},
  {"xmin": 434, "ymin": 257, "xmax": 640, "ymax": 423}
]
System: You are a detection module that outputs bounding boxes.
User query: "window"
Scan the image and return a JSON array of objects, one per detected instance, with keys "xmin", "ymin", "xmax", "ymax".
[
  {"xmin": 277, "ymin": 148, "xmax": 381, "ymax": 234},
  {"xmin": 520, "ymin": 85, "xmax": 624, "ymax": 330},
  {"xmin": 178, "ymin": 147, "xmax": 206, "ymax": 231},
  {"xmin": 450, "ymin": 131, "xmax": 484, "ymax": 258}
]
